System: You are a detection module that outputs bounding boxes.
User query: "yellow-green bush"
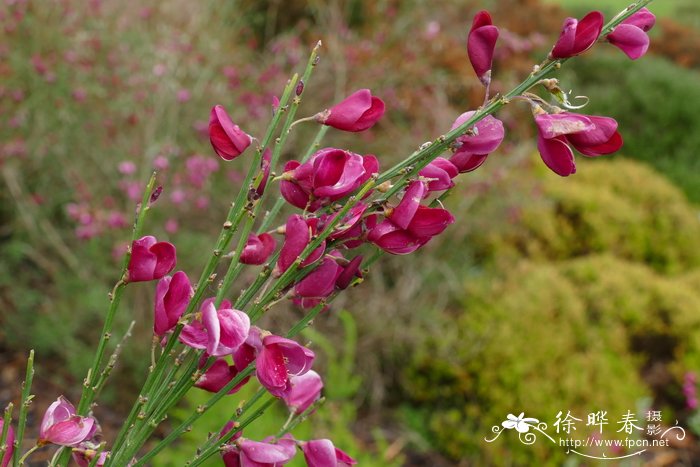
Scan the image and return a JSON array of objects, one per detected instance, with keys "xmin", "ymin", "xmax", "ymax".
[
  {"xmin": 401, "ymin": 159, "xmax": 700, "ymax": 463},
  {"xmin": 468, "ymin": 159, "xmax": 700, "ymax": 273}
]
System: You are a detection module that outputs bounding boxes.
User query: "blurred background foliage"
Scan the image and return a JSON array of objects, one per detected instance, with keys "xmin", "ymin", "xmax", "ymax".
[{"xmin": 1, "ymin": 0, "xmax": 700, "ymax": 465}]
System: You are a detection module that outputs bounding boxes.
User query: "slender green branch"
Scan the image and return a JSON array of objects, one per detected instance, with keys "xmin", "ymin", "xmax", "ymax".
[{"xmin": 12, "ymin": 350, "xmax": 34, "ymax": 467}]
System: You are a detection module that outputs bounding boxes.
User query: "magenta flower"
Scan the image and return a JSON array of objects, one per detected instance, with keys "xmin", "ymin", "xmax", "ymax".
[
  {"xmin": 223, "ymin": 435, "xmax": 297, "ymax": 467},
  {"xmin": 0, "ymin": 420, "xmax": 14, "ymax": 467},
  {"xmin": 369, "ymin": 183, "xmax": 455, "ymax": 255},
  {"xmin": 282, "ymin": 370, "xmax": 323, "ymax": 415},
  {"xmin": 194, "ymin": 357, "xmax": 248, "ymax": 394},
  {"xmin": 154, "ymin": 271, "xmax": 193, "ymax": 336},
  {"xmin": 319, "ymin": 203, "xmax": 371, "ymax": 248},
  {"xmin": 209, "ymin": 105, "xmax": 252, "ymax": 161},
  {"xmin": 294, "ymin": 251, "xmax": 344, "ymax": 300},
  {"xmin": 449, "ymin": 111, "xmax": 505, "ymax": 173},
  {"xmin": 467, "ymin": 10, "xmax": 499, "ymax": 86},
  {"xmin": 316, "ymin": 89, "xmax": 385, "ymax": 132},
  {"xmin": 302, "ymin": 439, "xmax": 357, "ymax": 467},
  {"xmin": 180, "ymin": 299, "xmax": 250, "ymax": 357},
  {"xmin": 335, "ymin": 255, "xmax": 363, "ymax": 290},
  {"xmin": 256, "ymin": 333, "xmax": 315, "ymax": 397},
  {"xmin": 280, "ymin": 148, "xmax": 378, "ymax": 211},
  {"xmin": 550, "ymin": 11, "xmax": 604, "ymax": 59},
  {"xmin": 39, "ymin": 397, "xmax": 95, "ymax": 447},
  {"xmin": 126, "ymin": 235, "xmax": 176, "ymax": 283},
  {"xmin": 239, "ymin": 233, "xmax": 276, "ymax": 265},
  {"xmin": 606, "ymin": 8, "xmax": 655, "ymax": 60},
  {"xmin": 534, "ymin": 111, "xmax": 623, "ymax": 176},
  {"xmin": 275, "ymin": 215, "xmax": 326, "ymax": 275},
  {"xmin": 420, "ymin": 157, "xmax": 459, "ymax": 192}
]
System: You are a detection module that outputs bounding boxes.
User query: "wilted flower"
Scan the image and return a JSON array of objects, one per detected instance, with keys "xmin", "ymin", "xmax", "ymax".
[
  {"xmin": 281, "ymin": 370, "xmax": 323, "ymax": 414},
  {"xmin": 606, "ymin": 8, "xmax": 656, "ymax": 60},
  {"xmin": 534, "ymin": 110, "xmax": 623, "ymax": 176},
  {"xmin": 126, "ymin": 236, "xmax": 177, "ymax": 283},
  {"xmin": 72, "ymin": 443, "xmax": 109, "ymax": 467},
  {"xmin": 280, "ymin": 148, "xmax": 378, "ymax": 211},
  {"xmin": 180, "ymin": 299, "xmax": 250, "ymax": 357},
  {"xmin": 449, "ymin": 111, "xmax": 505, "ymax": 173},
  {"xmin": 550, "ymin": 11, "xmax": 604, "ymax": 59},
  {"xmin": 39, "ymin": 397, "xmax": 95, "ymax": 447},
  {"xmin": 239, "ymin": 233, "xmax": 276, "ymax": 265},
  {"xmin": 209, "ymin": 105, "xmax": 252, "ymax": 161},
  {"xmin": 301, "ymin": 439, "xmax": 357, "ymax": 467},
  {"xmin": 153, "ymin": 271, "xmax": 193, "ymax": 336},
  {"xmin": 315, "ymin": 89, "xmax": 385, "ymax": 132},
  {"xmin": 467, "ymin": 10, "xmax": 499, "ymax": 86}
]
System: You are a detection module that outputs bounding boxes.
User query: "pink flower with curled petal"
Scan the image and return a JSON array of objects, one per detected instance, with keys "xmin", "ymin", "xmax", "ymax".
[
  {"xmin": 550, "ymin": 11, "xmax": 604, "ymax": 59},
  {"xmin": 275, "ymin": 215, "xmax": 326, "ymax": 275},
  {"xmin": 420, "ymin": 157, "xmax": 458, "ymax": 192},
  {"xmin": 194, "ymin": 356, "xmax": 248, "ymax": 394},
  {"xmin": 180, "ymin": 299, "xmax": 250, "ymax": 357},
  {"xmin": 281, "ymin": 370, "xmax": 323, "ymax": 415},
  {"xmin": 369, "ymin": 201, "xmax": 455, "ymax": 255},
  {"xmin": 280, "ymin": 148, "xmax": 378, "ymax": 211},
  {"xmin": 153, "ymin": 271, "xmax": 193, "ymax": 336},
  {"xmin": 223, "ymin": 435, "xmax": 297, "ymax": 467},
  {"xmin": 606, "ymin": 8, "xmax": 655, "ymax": 60},
  {"xmin": 467, "ymin": 10, "xmax": 499, "ymax": 86},
  {"xmin": 0, "ymin": 420, "xmax": 14, "ymax": 467},
  {"xmin": 257, "ymin": 334, "xmax": 315, "ymax": 397},
  {"xmin": 209, "ymin": 105, "xmax": 252, "ymax": 161},
  {"xmin": 534, "ymin": 111, "xmax": 623, "ymax": 176},
  {"xmin": 126, "ymin": 236, "xmax": 176, "ymax": 283},
  {"xmin": 449, "ymin": 111, "xmax": 505, "ymax": 173},
  {"xmin": 240, "ymin": 233, "xmax": 276, "ymax": 265},
  {"xmin": 302, "ymin": 439, "xmax": 357, "ymax": 467},
  {"xmin": 316, "ymin": 89, "xmax": 385, "ymax": 132},
  {"xmin": 39, "ymin": 397, "xmax": 95, "ymax": 447}
]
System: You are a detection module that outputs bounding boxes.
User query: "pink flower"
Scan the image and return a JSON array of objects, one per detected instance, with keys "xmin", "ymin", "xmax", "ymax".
[
  {"xmin": 419, "ymin": 157, "xmax": 458, "ymax": 192},
  {"xmin": 281, "ymin": 370, "xmax": 323, "ymax": 414},
  {"xmin": 550, "ymin": 11, "xmax": 604, "ymax": 59},
  {"xmin": 449, "ymin": 112, "xmax": 505, "ymax": 173},
  {"xmin": 606, "ymin": 8, "xmax": 655, "ymax": 60},
  {"xmin": 275, "ymin": 215, "xmax": 326, "ymax": 275},
  {"xmin": 301, "ymin": 439, "xmax": 357, "ymax": 467},
  {"xmin": 319, "ymin": 203, "xmax": 371, "ymax": 249},
  {"xmin": 467, "ymin": 10, "xmax": 499, "ymax": 86},
  {"xmin": 534, "ymin": 111, "xmax": 623, "ymax": 176},
  {"xmin": 369, "ymin": 182, "xmax": 455, "ymax": 255},
  {"xmin": 118, "ymin": 161, "xmax": 137, "ymax": 176},
  {"xmin": 194, "ymin": 357, "xmax": 248, "ymax": 394},
  {"xmin": 223, "ymin": 436, "xmax": 297, "ymax": 467},
  {"xmin": 0, "ymin": 420, "xmax": 14, "ymax": 467},
  {"xmin": 316, "ymin": 89, "xmax": 385, "ymax": 132},
  {"xmin": 180, "ymin": 299, "xmax": 250, "ymax": 357},
  {"xmin": 153, "ymin": 271, "xmax": 193, "ymax": 336},
  {"xmin": 294, "ymin": 252, "xmax": 344, "ymax": 300},
  {"xmin": 209, "ymin": 105, "xmax": 252, "ymax": 161},
  {"xmin": 280, "ymin": 148, "xmax": 378, "ymax": 211},
  {"xmin": 256, "ymin": 333, "xmax": 315, "ymax": 397},
  {"xmin": 239, "ymin": 233, "xmax": 276, "ymax": 265},
  {"xmin": 39, "ymin": 397, "xmax": 95, "ymax": 447},
  {"xmin": 126, "ymin": 236, "xmax": 177, "ymax": 283}
]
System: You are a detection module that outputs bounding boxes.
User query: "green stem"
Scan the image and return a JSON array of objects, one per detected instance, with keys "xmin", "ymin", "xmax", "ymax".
[
  {"xmin": 16, "ymin": 444, "xmax": 39, "ymax": 466},
  {"xmin": 275, "ymin": 398, "xmax": 325, "ymax": 439},
  {"xmin": 12, "ymin": 350, "xmax": 34, "ymax": 467}
]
